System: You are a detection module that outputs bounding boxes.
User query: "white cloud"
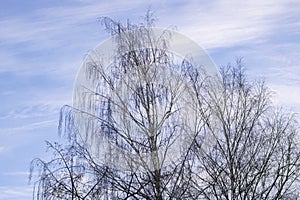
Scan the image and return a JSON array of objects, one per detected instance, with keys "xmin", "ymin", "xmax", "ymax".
[
  {"xmin": 0, "ymin": 0, "xmax": 161, "ymax": 49},
  {"xmin": 1, "ymin": 0, "xmax": 299, "ymax": 117},
  {"xmin": 168, "ymin": 0, "xmax": 295, "ymax": 49},
  {"xmin": 0, "ymin": 119, "xmax": 57, "ymax": 135},
  {"xmin": 0, "ymin": 186, "xmax": 32, "ymax": 200},
  {"xmin": 1, "ymin": 105, "xmax": 53, "ymax": 120},
  {"xmin": 2, "ymin": 171, "xmax": 31, "ymax": 176},
  {"xmin": 1, "ymin": 0, "xmax": 298, "ymax": 53},
  {"xmin": 270, "ymin": 84, "xmax": 300, "ymax": 111}
]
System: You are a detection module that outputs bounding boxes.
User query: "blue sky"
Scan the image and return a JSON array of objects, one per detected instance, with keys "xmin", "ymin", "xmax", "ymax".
[{"xmin": 0, "ymin": 0, "xmax": 300, "ymax": 199}]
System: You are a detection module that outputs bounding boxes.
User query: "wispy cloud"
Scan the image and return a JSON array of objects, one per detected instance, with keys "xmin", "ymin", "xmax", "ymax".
[
  {"xmin": 2, "ymin": 171, "xmax": 31, "ymax": 176},
  {"xmin": 0, "ymin": 186, "xmax": 32, "ymax": 200},
  {"xmin": 0, "ymin": 0, "xmax": 161, "ymax": 50},
  {"xmin": 1, "ymin": 0, "xmax": 299, "ymax": 54},
  {"xmin": 270, "ymin": 84, "xmax": 300, "ymax": 108},
  {"xmin": 0, "ymin": 119, "xmax": 57, "ymax": 135},
  {"xmin": 165, "ymin": 1, "xmax": 297, "ymax": 49}
]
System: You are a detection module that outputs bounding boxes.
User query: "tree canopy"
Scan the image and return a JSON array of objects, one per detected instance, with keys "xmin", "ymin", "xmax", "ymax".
[{"xmin": 30, "ymin": 15, "xmax": 300, "ymax": 200}]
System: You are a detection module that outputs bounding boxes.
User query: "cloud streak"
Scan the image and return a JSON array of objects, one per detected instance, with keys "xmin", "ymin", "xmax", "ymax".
[
  {"xmin": 0, "ymin": 119, "xmax": 57, "ymax": 135},
  {"xmin": 0, "ymin": 186, "xmax": 32, "ymax": 200},
  {"xmin": 166, "ymin": 1, "xmax": 297, "ymax": 49}
]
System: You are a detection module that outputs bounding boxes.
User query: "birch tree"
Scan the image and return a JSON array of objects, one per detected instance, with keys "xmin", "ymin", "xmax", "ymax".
[{"xmin": 30, "ymin": 15, "xmax": 300, "ymax": 200}]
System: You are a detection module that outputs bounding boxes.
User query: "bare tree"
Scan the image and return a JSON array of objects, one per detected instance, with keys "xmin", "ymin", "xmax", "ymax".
[
  {"xmin": 30, "ymin": 117, "xmax": 109, "ymax": 200},
  {"xmin": 30, "ymin": 14, "xmax": 300, "ymax": 200},
  {"xmin": 189, "ymin": 61, "xmax": 300, "ymax": 199}
]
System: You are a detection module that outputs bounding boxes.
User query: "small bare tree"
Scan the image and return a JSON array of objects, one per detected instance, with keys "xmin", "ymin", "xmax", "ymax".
[
  {"xmin": 30, "ymin": 121, "xmax": 109, "ymax": 200},
  {"xmin": 30, "ymin": 14, "xmax": 300, "ymax": 200}
]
